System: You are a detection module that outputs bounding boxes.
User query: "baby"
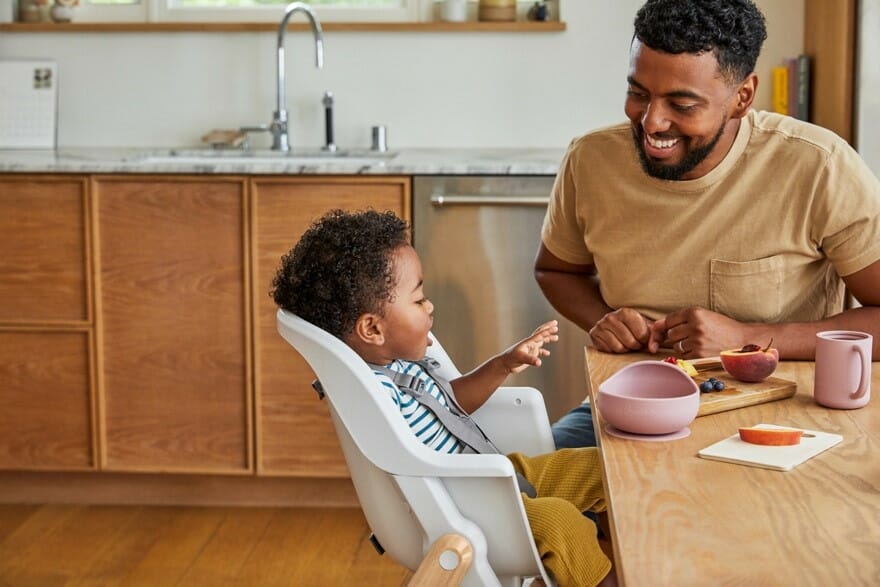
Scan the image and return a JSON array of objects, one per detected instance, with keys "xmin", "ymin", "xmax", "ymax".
[{"xmin": 272, "ymin": 209, "xmax": 616, "ymax": 587}]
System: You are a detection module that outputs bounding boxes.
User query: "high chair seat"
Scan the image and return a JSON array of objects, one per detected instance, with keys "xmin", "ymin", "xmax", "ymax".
[{"xmin": 276, "ymin": 309, "xmax": 556, "ymax": 586}]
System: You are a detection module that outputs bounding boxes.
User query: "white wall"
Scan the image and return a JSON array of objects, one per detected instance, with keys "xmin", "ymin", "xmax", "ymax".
[
  {"xmin": 0, "ymin": 1, "xmax": 802, "ymax": 150},
  {"xmin": 856, "ymin": 0, "xmax": 880, "ymax": 175}
]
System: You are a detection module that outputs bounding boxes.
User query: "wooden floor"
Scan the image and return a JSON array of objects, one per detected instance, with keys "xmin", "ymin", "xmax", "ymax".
[{"xmin": 0, "ymin": 504, "xmax": 410, "ymax": 586}]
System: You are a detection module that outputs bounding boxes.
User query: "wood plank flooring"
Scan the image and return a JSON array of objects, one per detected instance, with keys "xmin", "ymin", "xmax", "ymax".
[{"xmin": 0, "ymin": 504, "xmax": 410, "ymax": 586}]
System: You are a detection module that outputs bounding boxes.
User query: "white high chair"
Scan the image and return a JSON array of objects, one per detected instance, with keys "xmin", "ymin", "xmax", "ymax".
[{"xmin": 276, "ymin": 309, "xmax": 556, "ymax": 586}]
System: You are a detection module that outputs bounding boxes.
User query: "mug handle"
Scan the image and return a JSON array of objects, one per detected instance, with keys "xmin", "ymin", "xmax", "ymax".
[{"xmin": 850, "ymin": 345, "xmax": 870, "ymax": 400}]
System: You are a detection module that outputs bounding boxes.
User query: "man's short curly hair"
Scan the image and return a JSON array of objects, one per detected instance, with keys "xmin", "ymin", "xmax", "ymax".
[
  {"xmin": 271, "ymin": 209, "xmax": 409, "ymax": 338},
  {"xmin": 634, "ymin": 0, "xmax": 767, "ymax": 83}
]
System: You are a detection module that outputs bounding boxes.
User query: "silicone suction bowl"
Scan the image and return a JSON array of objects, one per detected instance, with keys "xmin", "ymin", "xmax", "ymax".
[{"xmin": 597, "ymin": 360, "xmax": 700, "ymax": 436}]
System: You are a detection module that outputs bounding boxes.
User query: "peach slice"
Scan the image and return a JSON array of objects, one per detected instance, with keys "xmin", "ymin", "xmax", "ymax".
[
  {"xmin": 738, "ymin": 426, "xmax": 803, "ymax": 446},
  {"xmin": 720, "ymin": 340, "xmax": 779, "ymax": 382}
]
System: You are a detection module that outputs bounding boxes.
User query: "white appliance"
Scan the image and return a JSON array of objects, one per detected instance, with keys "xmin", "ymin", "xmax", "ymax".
[
  {"xmin": 856, "ymin": 0, "xmax": 879, "ymax": 176},
  {"xmin": 0, "ymin": 60, "xmax": 58, "ymax": 149}
]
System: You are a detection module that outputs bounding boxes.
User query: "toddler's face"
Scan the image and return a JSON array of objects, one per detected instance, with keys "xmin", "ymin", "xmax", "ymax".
[{"xmin": 380, "ymin": 245, "xmax": 435, "ymax": 361}]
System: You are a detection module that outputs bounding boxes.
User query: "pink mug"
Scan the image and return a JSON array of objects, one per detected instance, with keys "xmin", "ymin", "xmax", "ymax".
[{"xmin": 814, "ymin": 330, "xmax": 872, "ymax": 409}]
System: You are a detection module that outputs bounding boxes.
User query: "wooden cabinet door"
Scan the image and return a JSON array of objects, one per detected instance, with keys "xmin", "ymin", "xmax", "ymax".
[
  {"xmin": 252, "ymin": 177, "xmax": 410, "ymax": 476},
  {"xmin": 0, "ymin": 176, "xmax": 90, "ymax": 323},
  {"xmin": 0, "ymin": 175, "xmax": 95, "ymax": 470},
  {"xmin": 94, "ymin": 177, "xmax": 251, "ymax": 474},
  {"xmin": 0, "ymin": 331, "xmax": 94, "ymax": 470}
]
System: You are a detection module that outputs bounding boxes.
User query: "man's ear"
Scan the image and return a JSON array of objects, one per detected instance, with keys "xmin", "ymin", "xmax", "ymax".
[
  {"xmin": 731, "ymin": 73, "xmax": 757, "ymax": 118},
  {"xmin": 352, "ymin": 313, "xmax": 385, "ymax": 347}
]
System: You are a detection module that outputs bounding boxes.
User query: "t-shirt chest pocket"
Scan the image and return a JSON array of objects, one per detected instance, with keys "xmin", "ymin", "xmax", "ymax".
[{"xmin": 709, "ymin": 256, "xmax": 784, "ymax": 322}]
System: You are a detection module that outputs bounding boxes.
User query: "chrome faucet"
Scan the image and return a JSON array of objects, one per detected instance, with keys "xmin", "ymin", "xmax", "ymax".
[{"xmin": 271, "ymin": 2, "xmax": 325, "ymax": 152}]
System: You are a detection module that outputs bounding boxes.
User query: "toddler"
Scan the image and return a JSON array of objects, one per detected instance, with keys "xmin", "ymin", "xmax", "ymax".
[{"xmin": 272, "ymin": 209, "xmax": 616, "ymax": 587}]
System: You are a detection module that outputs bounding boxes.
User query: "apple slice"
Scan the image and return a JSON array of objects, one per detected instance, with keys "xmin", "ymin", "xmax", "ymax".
[{"xmin": 738, "ymin": 426, "xmax": 803, "ymax": 446}]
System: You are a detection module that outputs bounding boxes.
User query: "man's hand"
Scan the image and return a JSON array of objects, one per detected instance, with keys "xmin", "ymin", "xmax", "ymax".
[
  {"xmin": 501, "ymin": 320, "xmax": 559, "ymax": 374},
  {"xmin": 589, "ymin": 307, "xmax": 655, "ymax": 353},
  {"xmin": 650, "ymin": 306, "xmax": 758, "ymax": 358}
]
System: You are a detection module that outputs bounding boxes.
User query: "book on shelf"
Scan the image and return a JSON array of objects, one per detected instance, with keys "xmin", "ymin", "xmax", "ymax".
[
  {"xmin": 786, "ymin": 57, "xmax": 798, "ymax": 118},
  {"xmin": 796, "ymin": 53, "xmax": 810, "ymax": 121},
  {"xmin": 772, "ymin": 65, "xmax": 788, "ymax": 115},
  {"xmin": 773, "ymin": 54, "xmax": 811, "ymax": 121}
]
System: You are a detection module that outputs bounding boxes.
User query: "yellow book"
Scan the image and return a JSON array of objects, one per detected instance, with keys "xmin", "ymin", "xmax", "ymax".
[{"xmin": 772, "ymin": 65, "xmax": 789, "ymax": 115}]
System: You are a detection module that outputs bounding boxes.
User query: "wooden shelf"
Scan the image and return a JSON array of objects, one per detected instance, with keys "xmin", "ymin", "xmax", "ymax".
[
  {"xmin": 0, "ymin": 20, "xmax": 565, "ymax": 33},
  {"xmin": 804, "ymin": 0, "xmax": 855, "ymax": 144}
]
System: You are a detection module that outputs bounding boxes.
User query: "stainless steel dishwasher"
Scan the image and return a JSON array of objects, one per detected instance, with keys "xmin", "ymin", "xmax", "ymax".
[{"xmin": 413, "ymin": 175, "xmax": 587, "ymax": 422}]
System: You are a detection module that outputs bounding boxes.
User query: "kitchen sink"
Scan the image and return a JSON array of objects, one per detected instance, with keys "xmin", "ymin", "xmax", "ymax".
[{"xmin": 126, "ymin": 149, "xmax": 397, "ymax": 167}]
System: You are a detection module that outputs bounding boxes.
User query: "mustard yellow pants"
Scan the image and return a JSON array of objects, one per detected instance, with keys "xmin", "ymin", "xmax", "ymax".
[{"xmin": 507, "ymin": 448, "xmax": 612, "ymax": 587}]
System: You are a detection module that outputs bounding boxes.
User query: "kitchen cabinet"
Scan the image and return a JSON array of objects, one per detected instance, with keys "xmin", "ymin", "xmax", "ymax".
[
  {"xmin": 252, "ymin": 176, "xmax": 411, "ymax": 476},
  {"xmin": 0, "ymin": 332, "xmax": 94, "ymax": 470},
  {"xmin": 0, "ymin": 173, "xmax": 409, "ymax": 484},
  {"xmin": 93, "ymin": 176, "xmax": 252, "ymax": 474},
  {"xmin": 0, "ymin": 176, "xmax": 91, "ymax": 324},
  {"xmin": 0, "ymin": 176, "xmax": 95, "ymax": 470}
]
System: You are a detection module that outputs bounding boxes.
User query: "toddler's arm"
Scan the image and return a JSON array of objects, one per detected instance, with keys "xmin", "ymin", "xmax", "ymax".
[{"xmin": 450, "ymin": 320, "xmax": 558, "ymax": 413}]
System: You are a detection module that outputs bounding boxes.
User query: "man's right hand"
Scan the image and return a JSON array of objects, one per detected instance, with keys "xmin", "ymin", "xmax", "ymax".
[{"xmin": 588, "ymin": 307, "xmax": 656, "ymax": 353}]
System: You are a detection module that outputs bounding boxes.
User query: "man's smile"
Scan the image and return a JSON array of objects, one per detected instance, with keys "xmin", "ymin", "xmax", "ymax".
[{"xmin": 645, "ymin": 134, "xmax": 680, "ymax": 150}]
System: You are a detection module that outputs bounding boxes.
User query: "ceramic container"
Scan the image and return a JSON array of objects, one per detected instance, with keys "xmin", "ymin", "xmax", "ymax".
[
  {"xmin": 0, "ymin": 0, "xmax": 15, "ymax": 23},
  {"xmin": 441, "ymin": 0, "xmax": 467, "ymax": 22},
  {"xmin": 597, "ymin": 360, "xmax": 700, "ymax": 435},
  {"xmin": 814, "ymin": 330, "xmax": 872, "ymax": 409},
  {"xmin": 50, "ymin": 1, "xmax": 74, "ymax": 22},
  {"xmin": 478, "ymin": 0, "xmax": 515, "ymax": 22}
]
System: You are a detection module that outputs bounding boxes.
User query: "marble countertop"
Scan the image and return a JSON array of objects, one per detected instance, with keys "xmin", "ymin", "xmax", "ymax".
[{"xmin": 0, "ymin": 147, "xmax": 565, "ymax": 176}]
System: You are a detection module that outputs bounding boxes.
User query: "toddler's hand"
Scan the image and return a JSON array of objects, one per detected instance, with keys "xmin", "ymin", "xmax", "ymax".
[{"xmin": 503, "ymin": 320, "xmax": 559, "ymax": 374}]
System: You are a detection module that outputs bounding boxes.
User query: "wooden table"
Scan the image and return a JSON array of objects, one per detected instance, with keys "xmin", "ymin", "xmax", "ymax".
[{"xmin": 585, "ymin": 347, "xmax": 880, "ymax": 586}]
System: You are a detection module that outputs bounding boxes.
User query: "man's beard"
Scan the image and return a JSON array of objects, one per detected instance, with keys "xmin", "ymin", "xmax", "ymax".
[{"xmin": 632, "ymin": 118, "xmax": 727, "ymax": 181}]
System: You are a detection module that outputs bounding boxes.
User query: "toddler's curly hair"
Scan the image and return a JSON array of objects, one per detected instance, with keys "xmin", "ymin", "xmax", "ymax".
[
  {"xmin": 271, "ymin": 209, "xmax": 409, "ymax": 338},
  {"xmin": 634, "ymin": 0, "xmax": 767, "ymax": 83}
]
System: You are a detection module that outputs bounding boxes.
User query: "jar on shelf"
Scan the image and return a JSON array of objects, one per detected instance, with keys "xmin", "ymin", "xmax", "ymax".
[
  {"xmin": 478, "ymin": 0, "xmax": 516, "ymax": 22},
  {"xmin": 19, "ymin": 0, "xmax": 51, "ymax": 22},
  {"xmin": 49, "ymin": 0, "xmax": 77, "ymax": 22},
  {"xmin": 441, "ymin": 0, "xmax": 468, "ymax": 22},
  {"xmin": 527, "ymin": 1, "xmax": 551, "ymax": 21}
]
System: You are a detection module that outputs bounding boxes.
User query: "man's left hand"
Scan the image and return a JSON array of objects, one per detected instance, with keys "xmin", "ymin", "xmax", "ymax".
[{"xmin": 650, "ymin": 306, "xmax": 758, "ymax": 358}]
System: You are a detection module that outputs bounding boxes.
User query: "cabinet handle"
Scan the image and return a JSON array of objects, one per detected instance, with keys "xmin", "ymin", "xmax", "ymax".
[{"xmin": 430, "ymin": 194, "xmax": 550, "ymax": 207}]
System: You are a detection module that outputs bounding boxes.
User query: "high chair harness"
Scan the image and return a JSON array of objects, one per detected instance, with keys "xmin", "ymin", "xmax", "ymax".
[{"xmin": 370, "ymin": 357, "xmax": 537, "ymax": 498}]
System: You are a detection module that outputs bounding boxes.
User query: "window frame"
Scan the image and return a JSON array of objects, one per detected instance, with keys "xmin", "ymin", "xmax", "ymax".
[
  {"xmin": 75, "ymin": 1, "xmax": 148, "ymax": 22},
  {"xmin": 75, "ymin": 0, "xmax": 430, "ymax": 23}
]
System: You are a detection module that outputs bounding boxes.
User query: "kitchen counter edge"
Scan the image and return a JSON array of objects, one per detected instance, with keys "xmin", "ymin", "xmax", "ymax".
[{"xmin": 0, "ymin": 148, "xmax": 565, "ymax": 176}]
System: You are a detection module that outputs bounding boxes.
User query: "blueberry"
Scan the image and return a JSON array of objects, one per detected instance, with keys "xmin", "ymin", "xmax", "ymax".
[
  {"xmin": 713, "ymin": 380, "xmax": 725, "ymax": 391},
  {"xmin": 699, "ymin": 381, "xmax": 715, "ymax": 393}
]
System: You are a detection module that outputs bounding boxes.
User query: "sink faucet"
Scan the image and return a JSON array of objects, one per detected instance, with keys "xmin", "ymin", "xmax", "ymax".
[{"xmin": 271, "ymin": 2, "xmax": 325, "ymax": 152}]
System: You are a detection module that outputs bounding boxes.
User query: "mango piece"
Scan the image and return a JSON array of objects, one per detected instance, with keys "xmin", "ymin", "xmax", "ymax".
[{"xmin": 676, "ymin": 359, "xmax": 698, "ymax": 377}]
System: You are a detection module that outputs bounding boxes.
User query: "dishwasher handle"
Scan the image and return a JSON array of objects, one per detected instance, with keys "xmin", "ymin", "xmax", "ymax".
[{"xmin": 430, "ymin": 193, "xmax": 550, "ymax": 207}]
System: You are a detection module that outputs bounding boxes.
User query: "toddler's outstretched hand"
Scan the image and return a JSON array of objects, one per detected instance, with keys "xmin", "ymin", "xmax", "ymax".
[{"xmin": 503, "ymin": 320, "xmax": 559, "ymax": 374}]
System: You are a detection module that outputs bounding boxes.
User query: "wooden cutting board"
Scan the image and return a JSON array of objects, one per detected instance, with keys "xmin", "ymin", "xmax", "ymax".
[{"xmin": 690, "ymin": 359, "xmax": 797, "ymax": 417}]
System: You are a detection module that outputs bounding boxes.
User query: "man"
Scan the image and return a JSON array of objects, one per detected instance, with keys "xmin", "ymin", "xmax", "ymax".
[{"xmin": 536, "ymin": 0, "xmax": 880, "ymax": 448}]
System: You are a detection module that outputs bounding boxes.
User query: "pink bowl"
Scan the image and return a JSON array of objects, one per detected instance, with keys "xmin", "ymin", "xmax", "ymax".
[{"xmin": 597, "ymin": 360, "xmax": 700, "ymax": 435}]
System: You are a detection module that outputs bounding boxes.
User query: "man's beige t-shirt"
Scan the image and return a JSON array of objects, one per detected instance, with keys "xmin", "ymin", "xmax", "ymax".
[{"xmin": 541, "ymin": 110, "xmax": 880, "ymax": 323}]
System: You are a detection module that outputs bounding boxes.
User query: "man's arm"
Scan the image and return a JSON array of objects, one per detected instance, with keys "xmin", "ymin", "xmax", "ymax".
[
  {"xmin": 653, "ymin": 259, "xmax": 880, "ymax": 360},
  {"xmin": 773, "ymin": 258, "xmax": 880, "ymax": 358},
  {"xmin": 533, "ymin": 243, "xmax": 607, "ymax": 329},
  {"xmin": 534, "ymin": 243, "xmax": 655, "ymax": 353}
]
